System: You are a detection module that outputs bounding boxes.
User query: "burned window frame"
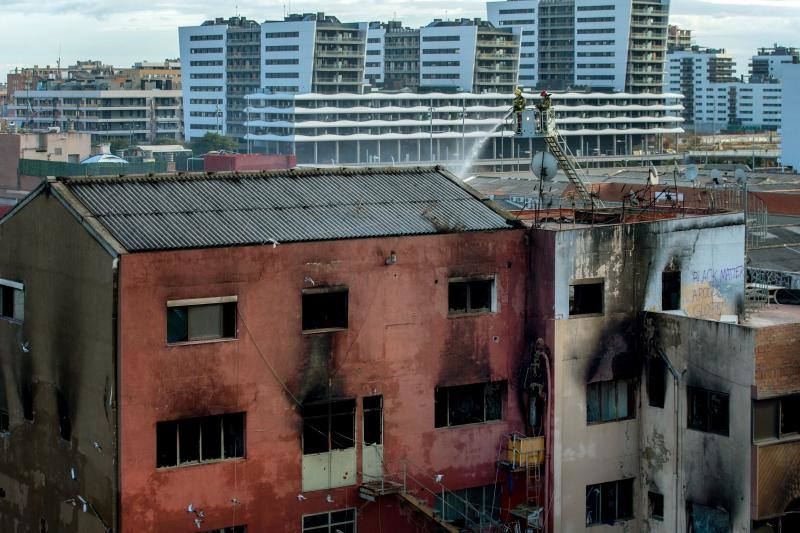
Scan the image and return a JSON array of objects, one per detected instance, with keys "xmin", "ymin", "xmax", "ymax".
[
  {"xmin": 647, "ymin": 355, "xmax": 667, "ymax": 409},
  {"xmin": 569, "ymin": 278, "xmax": 604, "ymax": 317},
  {"xmin": 649, "ymin": 491, "xmax": 664, "ymax": 521},
  {"xmin": 301, "ymin": 286, "xmax": 349, "ymax": 333},
  {"xmin": 586, "ymin": 478, "xmax": 634, "ymax": 526},
  {"xmin": 687, "ymin": 386, "xmax": 729, "ymax": 436},
  {"xmin": 202, "ymin": 527, "xmax": 247, "ymax": 533},
  {"xmin": 302, "ymin": 508, "xmax": 356, "ymax": 533},
  {"xmin": 166, "ymin": 296, "xmax": 238, "ymax": 344},
  {"xmin": 363, "ymin": 395, "xmax": 383, "ymax": 446},
  {"xmin": 753, "ymin": 394, "xmax": 800, "ymax": 443},
  {"xmin": 435, "ymin": 381, "xmax": 506, "ymax": 428},
  {"xmin": 302, "ymin": 399, "xmax": 356, "ymax": 455},
  {"xmin": 447, "ymin": 275, "xmax": 497, "ymax": 316},
  {"xmin": 587, "ymin": 378, "xmax": 637, "ymax": 425},
  {"xmin": 662, "ymin": 270, "xmax": 681, "ymax": 311},
  {"xmin": 0, "ymin": 409, "xmax": 8, "ymax": 434},
  {"xmin": 156, "ymin": 412, "xmax": 245, "ymax": 468},
  {"xmin": 0, "ymin": 279, "xmax": 25, "ymax": 324}
]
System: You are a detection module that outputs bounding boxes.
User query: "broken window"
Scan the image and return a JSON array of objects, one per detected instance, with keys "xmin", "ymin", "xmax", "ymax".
[
  {"xmin": 649, "ymin": 491, "xmax": 664, "ymax": 521},
  {"xmin": 753, "ymin": 394, "xmax": 800, "ymax": 442},
  {"xmin": 569, "ymin": 280, "xmax": 604, "ymax": 316},
  {"xmin": 688, "ymin": 387, "xmax": 729, "ymax": 436},
  {"xmin": 687, "ymin": 502, "xmax": 730, "ymax": 533},
  {"xmin": 56, "ymin": 390, "xmax": 71, "ymax": 442},
  {"xmin": 302, "ymin": 508, "xmax": 356, "ymax": 533},
  {"xmin": 587, "ymin": 379, "xmax": 636, "ymax": 424},
  {"xmin": 302, "ymin": 287, "xmax": 348, "ymax": 332},
  {"xmin": 586, "ymin": 478, "xmax": 634, "ymax": 526},
  {"xmin": 21, "ymin": 383, "xmax": 34, "ymax": 422},
  {"xmin": 435, "ymin": 484, "xmax": 502, "ymax": 524},
  {"xmin": 302, "ymin": 399, "xmax": 356, "ymax": 455},
  {"xmin": 156, "ymin": 412, "xmax": 245, "ymax": 468},
  {"xmin": 0, "ymin": 280, "xmax": 24, "ymax": 323},
  {"xmin": 435, "ymin": 381, "xmax": 505, "ymax": 428},
  {"xmin": 662, "ymin": 270, "xmax": 681, "ymax": 311},
  {"xmin": 448, "ymin": 276, "xmax": 495, "ymax": 315},
  {"xmin": 167, "ymin": 297, "xmax": 237, "ymax": 344},
  {"xmin": 648, "ymin": 356, "xmax": 667, "ymax": 408},
  {"xmin": 363, "ymin": 396, "xmax": 383, "ymax": 446}
]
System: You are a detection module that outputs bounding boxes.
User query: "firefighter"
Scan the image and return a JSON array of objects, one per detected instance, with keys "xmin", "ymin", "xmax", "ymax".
[
  {"xmin": 513, "ymin": 87, "xmax": 526, "ymax": 134},
  {"xmin": 535, "ymin": 90, "xmax": 552, "ymax": 132}
]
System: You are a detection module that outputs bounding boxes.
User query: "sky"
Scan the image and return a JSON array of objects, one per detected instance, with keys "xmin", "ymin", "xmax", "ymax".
[{"xmin": 1, "ymin": 0, "xmax": 798, "ymax": 79}]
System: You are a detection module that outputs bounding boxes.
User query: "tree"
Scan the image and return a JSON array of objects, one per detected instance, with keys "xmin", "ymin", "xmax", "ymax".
[{"xmin": 190, "ymin": 132, "xmax": 239, "ymax": 155}]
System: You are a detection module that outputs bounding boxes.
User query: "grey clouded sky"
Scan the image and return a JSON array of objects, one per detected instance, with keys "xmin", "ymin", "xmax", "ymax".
[{"xmin": 1, "ymin": 0, "xmax": 798, "ymax": 79}]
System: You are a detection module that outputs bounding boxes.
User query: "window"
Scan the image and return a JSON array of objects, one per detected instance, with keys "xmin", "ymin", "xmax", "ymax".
[
  {"xmin": 0, "ymin": 409, "xmax": 8, "ymax": 433},
  {"xmin": 156, "ymin": 412, "xmax": 245, "ymax": 468},
  {"xmin": 202, "ymin": 527, "xmax": 246, "ymax": 533},
  {"xmin": 649, "ymin": 491, "xmax": 664, "ymax": 521},
  {"xmin": 688, "ymin": 387, "xmax": 729, "ymax": 436},
  {"xmin": 753, "ymin": 395, "xmax": 800, "ymax": 442},
  {"xmin": 569, "ymin": 280, "xmax": 603, "ymax": 316},
  {"xmin": 587, "ymin": 379, "xmax": 636, "ymax": 424},
  {"xmin": 687, "ymin": 502, "xmax": 729, "ymax": 532},
  {"xmin": 302, "ymin": 400, "xmax": 356, "ymax": 454},
  {"xmin": 265, "ymin": 31, "xmax": 299, "ymax": 38},
  {"xmin": 662, "ymin": 271, "xmax": 681, "ymax": 310},
  {"xmin": 434, "ymin": 484, "xmax": 502, "ymax": 523},
  {"xmin": 302, "ymin": 287, "xmax": 348, "ymax": 333},
  {"xmin": 647, "ymin": 356, "xmax": 667, "ymax": 408},
  {"xmin": 448, "ymin": 276, "xmax": 495, "ymax": 315},
  {"xmin": 435, "ymin": 381, "xmax": 505, "ymax": 428},
  {"xmin": 586, "ymin": 478, "xmax": 634, "ymax": 526},
  {"xmin": 302, "ymin": 509, "xmax": 355, "ymax": 533},
  {"xmin": 190, "ymin": 34, "xmax": 223, "ymax": 41},
  {"xmin": 0, "ymin": 280, "xmax": 24, "ymax": 323},
  {"xmin": 363, "ymin": 396, "xmax": 382, "ymax": 446},
  {"xmin": 167, "ymin": 297, "xmax": 237, "ymax": 344}
]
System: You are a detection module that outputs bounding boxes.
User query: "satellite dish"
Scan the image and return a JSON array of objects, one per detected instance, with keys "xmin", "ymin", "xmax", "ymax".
[
  {"xmin": 710, "ymin": 169, "xmax": 722, "ymax": 185},
  {"xmin": 685, "ymin": 164, "xmax": 699, "ymax": 182},
  {"xmin": 531, "ymin": 151, "xmax": 559, "ymax": 181},
  {"xmin": 734, "ymin": 167, "xmax": 747, "ymax": 184}
]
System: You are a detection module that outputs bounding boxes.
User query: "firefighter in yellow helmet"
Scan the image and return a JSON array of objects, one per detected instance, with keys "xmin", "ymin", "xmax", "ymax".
[{"xmin": 513, "ymin": 87, "xmax": 526, "ymax": 134}]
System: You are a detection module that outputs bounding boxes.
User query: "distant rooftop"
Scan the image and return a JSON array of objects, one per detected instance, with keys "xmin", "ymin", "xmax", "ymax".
[{"xmin": 46, "ymin": 167, "xmax": 514, "ymax": 252}]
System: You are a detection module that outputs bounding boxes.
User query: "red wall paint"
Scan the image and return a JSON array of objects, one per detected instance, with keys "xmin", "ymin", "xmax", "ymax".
[
  {"xmin": 117, "ymin": 230, "xmax": 530, "ymax": 532},
  {"xmin": 203, "ymin": 154, "xmax": 297, "ymax": 172}
]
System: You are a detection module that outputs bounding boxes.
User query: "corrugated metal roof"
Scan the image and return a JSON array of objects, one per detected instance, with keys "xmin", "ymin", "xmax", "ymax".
[{"xmin": 61, "ymin": 167, "xmax": 514, "ymax": 252}]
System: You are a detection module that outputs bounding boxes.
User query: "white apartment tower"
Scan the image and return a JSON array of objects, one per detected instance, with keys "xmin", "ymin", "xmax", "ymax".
[
  {"xmin": 487, "ymin": 1, "xmax": 539, "ymax": 87},
  {"xmin": 487, "ymin": 0, "xmax": 670, "ymax": 92}
]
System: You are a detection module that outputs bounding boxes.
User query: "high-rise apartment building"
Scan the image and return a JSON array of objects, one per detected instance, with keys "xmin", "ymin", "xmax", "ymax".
[
  {"xmin": 667, "ymin": 24, "xmax": 692, "ymax": 51},
  {"xmin": 664, "ymin": 46, "xmax": 736, "ymax": 129},
  {"xmin": 487, "ymin": 0, "xmax": 670, "ymax": 92},
  {"xmin": 383, "ymin": 23, "xmax": 421, "ymax": 91},
  {"xmin": 750, "ymin": 44, "xmax": 800, "ymax": 83},
  {"xmin": 487, "ymin": 0, "xmax": 539, "ymax": 86}
]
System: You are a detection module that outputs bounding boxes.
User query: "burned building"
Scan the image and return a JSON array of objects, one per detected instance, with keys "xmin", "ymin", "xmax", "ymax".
[{"xmin": 1, "ymin": 166, "xmax": 798, "ymax": 532}]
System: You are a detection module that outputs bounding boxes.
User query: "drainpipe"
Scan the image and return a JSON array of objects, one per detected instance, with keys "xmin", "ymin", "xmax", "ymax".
[
  {"xmin": 112, "ymin": 257, "xmax": 121, "ymax": 533},
  {"xmin": 542, "ymin": 349, "xmax": 553, "ymax": 533}
]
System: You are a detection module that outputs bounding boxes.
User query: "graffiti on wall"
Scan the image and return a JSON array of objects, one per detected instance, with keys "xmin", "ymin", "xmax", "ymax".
[{"xmin": 686, "ymin": 265, "xmax": 744, "ymax": 319}]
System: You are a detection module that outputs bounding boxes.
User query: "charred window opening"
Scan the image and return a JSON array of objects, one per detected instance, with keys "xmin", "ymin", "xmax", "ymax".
[
  {"xmin": 448, "ymin": 276, "xmax": 495, "ymax": 315},
  {"xmin": 687, "ymin": 502, "xmax": 730, "ymax": 532},
  {"xmin": 0, "ymin": 410, "xmax": 7, "ymax": 433},
  {"xmin": 662, "ymin": 270, "xmax": 681, "ymax": 311},
  {"xmin": 156, "ymin": 412, "xmax": 245, "ymax": 468},
  {"xmin": 586, "ymin": 478, "xmax": 634, "ymax": 526},
  {"xmin": 688, "ymin": 387, "xmax": 729, "ymax": 436},
  {"xmin": 587, "ymin": 379, "xmax": 636, "ymax": 424},
  {"xmin": 649, "ymin": 491, "xmax": 664, "ymax": 521},
  {"xmin": 22, "ymin": 383, "xmax": 34, "ymax": 421},
  {"xmin": 203, "ymin": 527, "xmax": 247, "ymax": 533},
  {"xmin": 648, "ymin": 356, "xmax": 667, "ymax": 408},
  {"xmin": 167, "ymin": 298, "xmax": 237, "ymax": 344},
  {"xmin": 0, "ymin": 280, "xmax": 24, "ymax": 323},
  {"xmin": 302, "ymin": 287, "xmax": 348, "ymax": 333},
  {"xmin": 56, "ymin": 391, "xmax": 71, "ymax": 442},
  {"xmin": 753, "ymin": 394, "xmax": 800, "ymax": 442},
  {"xmin": 569, "ymin": 280, "xmax": 604, "ymax": 316},
  {"xmin": 363, "ymin": 395, "xmax": 383, "ymax": 446},
  {"xmin": 302, "ymin": 399, "xmax": 356, "ymax": 455},
  {"xmin": 302, "ymin": 508, "xmax": 356, "ymax": 533},
  {"xmin": 435, "ymin": 381, "xmax": 505, "ymax": 428}
]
